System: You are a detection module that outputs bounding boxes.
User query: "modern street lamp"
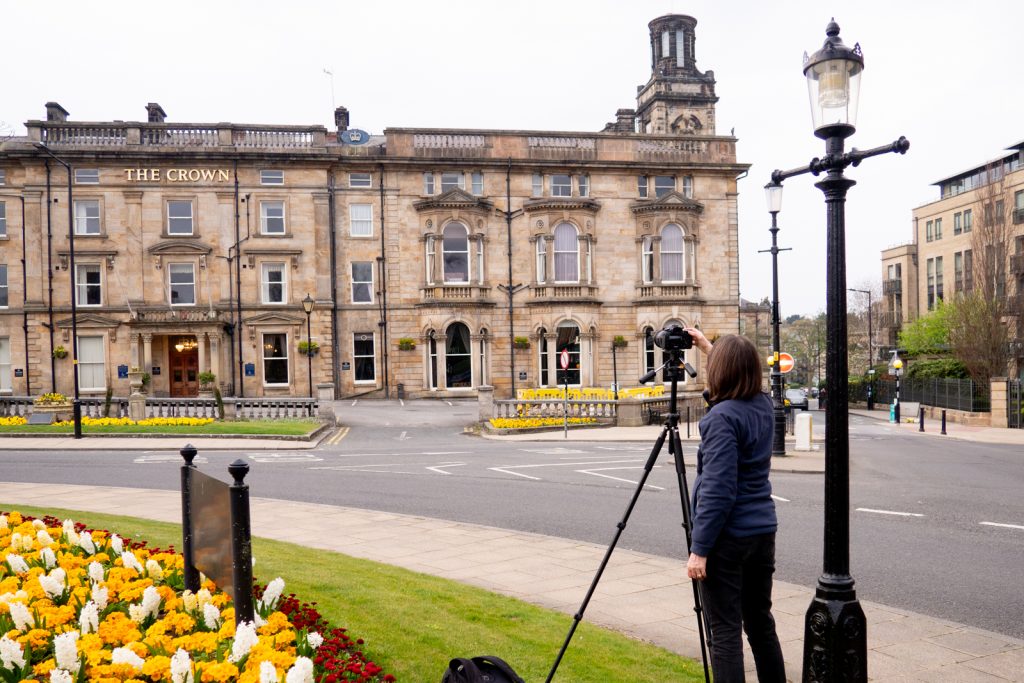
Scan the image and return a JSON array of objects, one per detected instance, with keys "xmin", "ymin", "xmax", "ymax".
[
  {"xmin": 771, "ymin": 21, "xmax": 909, "ymax": 682},
  {"xmin": 849, "ymin": 287, "xmax": 874, "ymax": 410},
  {"xmin": 34, "ymin": 142, "xmax": 82, "ymax": 439},
  {"xmin": 892, "ymin": 354, "xmax": 903, "ymax": 423},
  {"xmin": 762, "ymin": 181, "xmax": 790, "ymax": 456},
  {"xmin": 302, "ymin": 294, "xmax": 315, "ymax": 399}
]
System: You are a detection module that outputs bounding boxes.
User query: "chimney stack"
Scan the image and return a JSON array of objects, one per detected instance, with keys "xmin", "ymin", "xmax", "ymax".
[
  {"xmin": 335, "ymin": 106, "xmax": 349, "ymax": 132},
  {"xmin": 45, "ymin": 102, "xmax": 69, "ymax": 122},
  {"xmin": 146, "ymin": 103, "xmax": 167, "ymax": 123}
]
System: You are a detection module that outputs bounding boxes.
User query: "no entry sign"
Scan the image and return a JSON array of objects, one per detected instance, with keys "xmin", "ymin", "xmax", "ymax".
[
  {"xmin": 778, "ymin": 352, "xmax": 795, "ymax": 374},
  {"xmin": 560, "ymin": 349, "xmax": 570, "ymax": 370}
]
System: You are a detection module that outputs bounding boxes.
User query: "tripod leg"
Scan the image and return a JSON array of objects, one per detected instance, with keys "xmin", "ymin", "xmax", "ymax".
[
  {"xmin": 670, "ymin": 426, "xmax": 713, "ymax": 683},
  {"xmin": 545, "ymin": 426, "xmax": 669, "ymax": 683}
]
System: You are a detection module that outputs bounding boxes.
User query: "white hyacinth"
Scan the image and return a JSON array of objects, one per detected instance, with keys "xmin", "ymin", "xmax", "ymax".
[
  {"xmin": 0, "ymin": 515, "xmax": 7, "ymax": 528},
  {"xmin": 77, "ymin": 531, "xmax": 96, "ymax": 555},
  {"xmin": 258, "ymin": 577, "xmax": 286, "ymax": 611},
  {"xmin": 196, "ymin": 588, "xmax": 213, "ymax": 610},
  {"xmin": 36, "ymin": 529, "xmax": 54, "ymax": 547},
  {"xmin": 145, "ymin": 558, "xmax": 164, "ymax": 581},
  {"xmin": 90, "ymin": 583, "xmax": 109, "ymax": 610},
  {"xmin": 181, "ymin": 590, "xmax": 197, "ymax": 612},
  {"xmin": 62, "ymin": 519, "xmax": 79, "ymax": 545},
  {"xmin": 38, "ymin": 568, "xmax": 67, "ymax": 599},
  {"xmin": 111, "ymin": 646, "xmax": 145, "ymax": 671},
  {"xmin": 31, "ymin": 519, "xmax": 45, "ymax": 530},
  {"xmin": 228, "ymin": 621, "xmax": 259, "ymax": 663},
  {"xmin": 88, "ymin": 561, "xmax": 105, "ymax": 583},
  {"xmin": 53, "ymin": 631, "xmax": 79, "ymax": 672},
  {"xmin": 49, "ymin": 670, "xmax": 72, "ymax": 683},
  {"xmin": 5, "ymin": 554, "xmax": 29, "ymax": 575},
  {"xmin": 0, "ymin": 590, "xmax": 28, "ymax": 606},
  {"xmin": 129, "ymin": 585, "xmax": 162, "ymax": 624},
  {"xmin": 79, "ymin": 600, "xmax": 100, "ymax": 634},
  {"xmin": 0, "ymin": 634, "xmax": 26, "ymax": 669},
  {"xmin": 170, "ymin": 648, "xmax": 194, "ymax": 683},
  {"xmin": 10, "ymin": 533, "xmax": 31, "ymax": 553},
  {"xmin": 285, "ymin": 656, "xmax": 315, "ymax": 683},
  {"xmin": 40, "ymin": 547, "xmax": 57, "ymax": 569},
  {"xmin": 110, "ymin": 534, "xmax": 124, "ymax": 554},
  {"xmin": 121, "ymin": 550, "xmax": 144, "ymax": 573},
  {"xmin": 202, "ymin": 603, "xmax": 221, "ymax": 630},
  {"xmin": 259, "ymin": 660, "xmax": 279, "ymax": 683},
  {"xmin": 8, "ymin": 602, "xmax": 33, "ymax": 630},
  {"xmin": 307, "ymin": 631, "xmax": 323, "ymax": 649}
]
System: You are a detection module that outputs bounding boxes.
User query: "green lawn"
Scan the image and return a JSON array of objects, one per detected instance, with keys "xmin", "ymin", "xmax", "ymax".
[
  {"xmin": 0, "ymin": 418, "xmax": 320, "ymax": 436},
  {"xmin": 2, "ymin": 504, "xmax": 703, "ymax": 682}
]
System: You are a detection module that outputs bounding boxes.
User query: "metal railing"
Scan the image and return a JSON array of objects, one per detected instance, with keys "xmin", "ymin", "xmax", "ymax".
[
  {"xmin": 871, "ymin": 378, "xmax": 990, "ymax": 413},
  {"xmin": 1009, "ymin": 380, "xmax": 1023, "ymax": 429}
]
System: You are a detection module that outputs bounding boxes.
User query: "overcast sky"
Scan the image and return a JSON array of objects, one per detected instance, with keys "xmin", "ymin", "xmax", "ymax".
[{"xmin": 4, "ymin": 0, "xmax": 1021, "ymax": 316}]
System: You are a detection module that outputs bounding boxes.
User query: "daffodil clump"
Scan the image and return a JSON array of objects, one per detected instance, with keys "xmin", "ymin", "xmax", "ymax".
[
  {"xmin": 489, "ymin": 417, "xmax": 597, "ymax": 429},
  {"xmin": 0, "ymin": 511, "xmax": 393, "ymax": 682},
  {"xmin": 33, "ymin": 394, "xmax": 68, "ymax": 406},
  {"xmin": 0, "ymin": 417, "xmax": 27, "ymax": 427},
  {"xmin": 515, "ymin": 386, "xmax": 664, "ymax": 400},
  {"xmin": 51, "ymin": 417, "xmax": 216, "ymax": 428}
]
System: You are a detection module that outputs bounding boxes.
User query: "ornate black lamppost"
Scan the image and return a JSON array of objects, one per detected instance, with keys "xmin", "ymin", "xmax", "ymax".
[
  {"xmin": 771, "ymin": 21, "xmax": 909, "ymax": 682},
  {"xmin": 849, "ymin": 287, "xmax": 874, "ymax": 410},
  {"xmin": 302, "ymin": 294, "xmax": 314, "ymax": 399},
  {"xmin": 34, "ymin": 142, "xmax": 82, "ymax": 439},
  {"xmin": 892, "ymin": 353, "xmax": 903, "ymax": 423},
  {"xmin": 762, "ymin": 182, "xmax": 790, "ymax": 456}
]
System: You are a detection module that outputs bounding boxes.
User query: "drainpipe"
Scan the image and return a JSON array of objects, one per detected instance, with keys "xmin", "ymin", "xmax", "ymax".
[
  {"xmin": 234, "ymin": 161, "xmax": 244, "ymax": 397},
  {"xmin": 44, "ymin": 161, "xmax": 56, "ymax": 392},
  {"xmin": 377, "ymin": 163, "xmax": 389, "ymax": 398},
  {"xmin": 18, "ymin": 197, "xmax": 30, "ymax": 396},
  {"xmin": 328, "ymin": 171, "xmax": 340, "ymax": 397}
]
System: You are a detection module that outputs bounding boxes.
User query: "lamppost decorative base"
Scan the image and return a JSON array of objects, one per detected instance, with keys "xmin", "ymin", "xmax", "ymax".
[{"xmin": 802, "ymin": 593, "xmax": 867, "ymax": 682}]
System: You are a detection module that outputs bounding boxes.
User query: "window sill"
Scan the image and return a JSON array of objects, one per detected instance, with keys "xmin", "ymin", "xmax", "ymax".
[
  {"xmin": 258, "ymin": 232, "xmax": 292, "ymax": 238},
  {"xmin": 162, "ymin": 233, "xmax": 198, "ymax": 239}
]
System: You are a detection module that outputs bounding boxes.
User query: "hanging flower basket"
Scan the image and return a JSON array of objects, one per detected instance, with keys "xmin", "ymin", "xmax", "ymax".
[
  {"xmin": 298, "ymin": 340, "xmax": 320, "ymax": 356},
  {"xmin": 513, "ymin": 336, "xmax": 531, "ymax": 350},
  {"xmin": 398, "ymin": 337, "xmax": 417, "ymax": 351},
  {"xmin": 52, "ymin": 346, "xmax": 68, "ymax": 359},
  {"xmin": 612, "ymin": 336, "xmax": 629, "ymax": 348}
]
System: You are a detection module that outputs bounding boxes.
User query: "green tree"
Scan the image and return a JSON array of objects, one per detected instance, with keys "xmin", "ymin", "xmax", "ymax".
[{"xmin": 898, "ymin": 303, "xmax": 950, "ymax": 356}]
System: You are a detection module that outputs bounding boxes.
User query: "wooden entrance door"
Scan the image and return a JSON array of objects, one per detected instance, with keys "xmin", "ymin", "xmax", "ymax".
[{"xmin": 169, "ymin": 338, "xmax": 199, "ymax": 397}]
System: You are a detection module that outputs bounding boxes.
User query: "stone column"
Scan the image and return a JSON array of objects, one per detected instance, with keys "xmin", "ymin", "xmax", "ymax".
[
  {"xmin": 437, "ymin": 331, "xmax": 448, "ymax": 389},
  {"xmin": 545, "ymin": 332, "xmax": 558, "ymax": 387},
  {"xmin": 652, "ymin": 235, "xmax": 663, "ymax": 283},
  {"xmin": 142, "ymin": 334, "xmax": 153, "ymax": 373},
  {"xmin": 544, "ymin": 236, "xmax": 555, "ymax": 284},
  {"xmin": 470, "ymin": 333, "xmax": 481, "ymax": 388},
  {"xmin": 990, "ymin": 377, "xmax": 1009, "ymax": 428},
  {"xmin": 197, "ymin": 332, "xmax": 207, "ymax": 373},
  {"xmin": 477, "ymin": 385, "xmax": 494, "ymax": 422},
  {"xmin": 129, "ymin": 333, "xmax": 140, "ymax": 369},
  {"xmin": 210, "ymin": 333, "xmax": 222, "ymax": 385}
]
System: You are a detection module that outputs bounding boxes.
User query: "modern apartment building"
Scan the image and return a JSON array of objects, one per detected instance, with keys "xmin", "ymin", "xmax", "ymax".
[{"xmin": 0, "ymin": 14, "xmax": 748, "ymax": 400}]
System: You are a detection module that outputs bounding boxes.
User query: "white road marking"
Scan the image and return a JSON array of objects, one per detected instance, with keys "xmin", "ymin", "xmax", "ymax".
[
  {"xmin": 351, "ymin": 399, "xmax": 358, "ymax": 406},
  {"xmin": 425, "ymin": 463, "xmax": 467, "ymax": 475},
  {"xmin": 489, "ymin": 458, "xmax": 644, "ymax": 482},
  {"xmin": 445, "ymin": 401, "xmax": 453, "ymax": 406},
  {"xmin": 595, "ymin": 445, "xmax": 651, "ymax": 452},
  {"xmin": 397, "ymin": 431, "xmax": 410, "ymax": 441},
  {"xmin": 489, "ymin": 467, "xmax": 542, "ymax": 480},
  {"xmin": 856, "ymin": 507, "xmax": 924, "ymax": 518},
  {"xmin": 576, "ymin": 466, "xmax": 664, "ymax": 490},
  {"xmin": 771, "ymin": 495, "xmax": 790, "ymax": 502},
  {"xmin": 399, "ymin": 399, "xmax": 405, "ymax": 407},
  {"xmin": 248, "ymin": 453, "xmax": 323, "ymax": 463},
  {"xmin": 521, "ymin": 448, "xmax": 586, "ymax": 455},
  {"xmin": 309, "ymin": 463, "xmax": 415, "ymax": 474},
  {"xmin": 134, "ymin": 454, "xmax": 209, "ymax": 464},
  {"xmin": 980, "ymin": 521, "xmax": 1024, "ymax": 531}
]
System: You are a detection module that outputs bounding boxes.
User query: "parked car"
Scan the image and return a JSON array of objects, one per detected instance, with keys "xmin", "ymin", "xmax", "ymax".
[{"xmin": 785, "ymin": 388, "xmax": 809, "ymax": 411}]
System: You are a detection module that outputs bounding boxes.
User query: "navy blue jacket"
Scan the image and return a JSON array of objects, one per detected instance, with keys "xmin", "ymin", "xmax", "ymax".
[{"xmin": 691, "ymin": 392, "xmax": 778, "ymax": 556}]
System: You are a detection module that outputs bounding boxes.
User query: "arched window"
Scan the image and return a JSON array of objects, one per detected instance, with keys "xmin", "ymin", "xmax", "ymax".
[
  {"xmin": 661, "ymin": 224, "xmax": 684, "ymax": 282},
  {"xmin": 425, "ymin": 236, "xmax": 436, "ymax": 285},
  {"xmin": 428, "ymin": 331, "xmax": 438, "ymax": 389},
  {"xmin": 443, "ymin": 223, "xmax": 469, "ymax": 283},
  {"xmin": 641, "ymin": 237, "xmax": 654, "ymax": 284},
  {"xmin": 553, "ymin": 223, "xmax": 579, "ymax": 283},
  {"xmin": 555, "ymin": 321, "xmax": 581, "ymax": 386},
  {"xmin": 644, "ymin": 327, "xmax": 656, "ymax": 375},
  {"xmin": 478, "ymin": 328, "xmax": 488, "ymax": 385},
  {"xmin": 536, "ymin": 239, "xmax": 547, "ymax": 284},
  {"xmin": 445, "ymin": 323, "xmax": 472, "ymax": 388}
]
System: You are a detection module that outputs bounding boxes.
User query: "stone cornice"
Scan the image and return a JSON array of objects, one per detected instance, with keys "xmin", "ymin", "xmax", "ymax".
[
  {"xmin": 413, "ymin": 188, "xmax": 494, "ymax": 213},
  {"xmin": 146, "ymin": 239, "xmax": 212, "ymax": 255},
  {"xmin": 522, "ymin": 197, "xmax": 601, "ymax": 213},
  {"xmin": 630, "ymin": 191, "xmax": 704, "ymax": 215}
]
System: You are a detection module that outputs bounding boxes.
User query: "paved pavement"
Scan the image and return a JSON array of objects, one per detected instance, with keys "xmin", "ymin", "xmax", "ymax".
[{"xmin": 3, "ymin": 407, "xmax": 1024, "ymax": 680}]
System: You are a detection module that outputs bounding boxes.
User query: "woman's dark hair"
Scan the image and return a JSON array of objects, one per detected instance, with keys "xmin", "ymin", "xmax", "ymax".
[{"xmin": 706, "ymin": 334, "xmax": 763, "ymax": 403}]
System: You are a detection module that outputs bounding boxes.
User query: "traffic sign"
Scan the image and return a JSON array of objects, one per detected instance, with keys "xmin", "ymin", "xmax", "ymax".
[
  {"xmin": 778, "ymin": 352, "xmax": 795, "ymax": 374},
  {"xmin": 560, "ymin": 349, "xmax": 570, "ymax": 370}
]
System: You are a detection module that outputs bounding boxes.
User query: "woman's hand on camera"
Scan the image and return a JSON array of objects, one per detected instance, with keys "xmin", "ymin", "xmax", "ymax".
[
  {"xmin": 686, "ymin": 328, "xmax": 713, "ymax": 355},
  {"xmin": 687, "ymin": 553, "xmax": 708, "ymax": 581}
]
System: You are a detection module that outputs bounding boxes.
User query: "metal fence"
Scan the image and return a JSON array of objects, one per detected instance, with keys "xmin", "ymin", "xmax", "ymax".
[
  {"xmin": 1009, "ymin": 380, "xmax": 1023, "ymax": 429},
  {"xmin": 870, "ymin": 378, "xmax": 990, "ymax": 413}
]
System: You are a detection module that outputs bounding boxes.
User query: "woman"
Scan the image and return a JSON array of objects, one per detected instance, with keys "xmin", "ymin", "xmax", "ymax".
[{"xmin": 685, "ymin": 330, "xmax": 786, "ymax": 682}]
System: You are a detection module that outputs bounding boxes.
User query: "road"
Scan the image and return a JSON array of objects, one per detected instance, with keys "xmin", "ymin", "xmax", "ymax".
[{"xmin": 1, "ymin": 399, "xmax": 1022, "ymax": 639}]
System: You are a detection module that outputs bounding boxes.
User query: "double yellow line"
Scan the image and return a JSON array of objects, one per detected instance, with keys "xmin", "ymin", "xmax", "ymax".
[{"xmin": 325, "ymin": 427, "xmax": 350, "ymax": 445}]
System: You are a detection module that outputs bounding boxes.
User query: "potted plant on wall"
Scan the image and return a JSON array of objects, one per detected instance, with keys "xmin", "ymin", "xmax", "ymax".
[
  {"xmin": 52, "ymin": 345, "xmax": 68, "ymax": 359},
  {"xmin": 298, "ymin": 340, "xmax": 320, "ymax": 356},
  {"xmin": 398, "ymin": 337, "xmax": 417, "ymax": 351},
  {"xmin": 513, "ymin": 336, "xmax": 531, "ymax": 350},
  {"xmin": 612, "ymin": 335, "xmax": 629, "ymax": 348},
  {"xmin": 198, "ymin": 371, "xmax": 216, "ymax": 398}
]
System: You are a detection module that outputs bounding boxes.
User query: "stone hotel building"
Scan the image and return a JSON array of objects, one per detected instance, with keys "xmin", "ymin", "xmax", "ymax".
[{"xmin": 0, "ymin": 14, "xmax": 748, "ymax": 400}]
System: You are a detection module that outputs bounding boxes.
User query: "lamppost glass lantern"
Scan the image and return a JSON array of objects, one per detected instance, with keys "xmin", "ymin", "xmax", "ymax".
[
  {"xmin": 764, "ymin": 181, "xmax": 783, "ymax": 214},
  {"xmin": 301, "ymin": 294, "xmax": 314, "ymax": 316},
  {"xmin": 803, "ymin": 20, "xmax": 863, "ymax": 136}
]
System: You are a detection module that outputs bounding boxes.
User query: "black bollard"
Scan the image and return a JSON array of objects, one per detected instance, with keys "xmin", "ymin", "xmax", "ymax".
[
  {"xmin": 941, "ymin": 410, "xmax": 947, "ymax": 435},
  {"xmin": 919, "ymin": 406, "xmax": 925, "ymax": 432},
  {"xmin": 180, "ymin": 444, "xmax": 201, "ymax": 593},
  {"xmin": 229, "ymin": 459, "xmax": 255, "ymax": 625}
]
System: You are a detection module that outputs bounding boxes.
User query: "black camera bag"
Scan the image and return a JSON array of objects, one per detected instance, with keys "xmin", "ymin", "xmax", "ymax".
[{"xmin": 441, "ymin": 655, "xmax": 525, "ymax": 683}]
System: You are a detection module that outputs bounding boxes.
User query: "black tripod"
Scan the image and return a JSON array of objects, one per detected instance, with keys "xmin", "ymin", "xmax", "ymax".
[{"xmin": 545, "ymin": 347, "xmax": 712, "ymax": 682}]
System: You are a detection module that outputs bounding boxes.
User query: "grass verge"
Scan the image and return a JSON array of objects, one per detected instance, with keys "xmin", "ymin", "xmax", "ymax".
[
  {"xmin": 2, "ymin": 503, "xmax": 703, "ymax": 682},
  {"xmin": 0, "ymin": 418, "xmax": 320, "ymax": 436}
]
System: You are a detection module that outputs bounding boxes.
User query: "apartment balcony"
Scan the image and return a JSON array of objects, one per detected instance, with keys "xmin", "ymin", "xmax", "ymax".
[
  {"xmin": 634, "ymin": 282, "xmax": 702, "ymax": 301},
  {"xmin": 133, "ymin": 308, "xmax": 222, "ymax": 323},
  {"xmin": 878, "ymin": 311, "xmax": 903, "ymax": 329},
  {"xmin": 882, "ymin": 278, "xmax": 902, "ymax": 295},
  {"xmin": 527, "ymin": 284, "xmax": 601, "ymax": 304},
  {"xmin": 419, "ymin": 284, "xmax": 494, "ymax": 306}
]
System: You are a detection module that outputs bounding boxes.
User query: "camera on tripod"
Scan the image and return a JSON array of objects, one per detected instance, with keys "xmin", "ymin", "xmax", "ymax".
[{"xmin": 654, "ymin": 324, "xmax": 693, "ymax": 351}]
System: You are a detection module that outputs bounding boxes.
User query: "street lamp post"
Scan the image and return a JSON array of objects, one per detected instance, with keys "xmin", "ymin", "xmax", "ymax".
[
  {"xmin": 762, "ymin": 182, "xmax": 790, "ymax": 456},
  {"xmin": 302, "ymin": 294, "xmax": 314, "ymax": 399},
  {"xmin": 892, "ymin": 355, "xmax": 903, "ymax": 423},
  {"xmin": 34, "ymin": 143, "xmax": 82, "ymax": 439},
  {"xmin": 771, "ymin": 21, "xmax": 909, "ymax": 682},
  {"xmin": 849, "ymin": 287, "xmax": 874, "ymax": 410},
  {"xmin": 611, "ymin": 340, "xmax": 619, "ymax": 401}
]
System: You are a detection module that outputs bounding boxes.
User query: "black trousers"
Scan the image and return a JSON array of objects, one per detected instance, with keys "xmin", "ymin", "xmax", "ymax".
[{"xmin": 701, "ymin": 532, "xmax": 786, "ymax": 682}]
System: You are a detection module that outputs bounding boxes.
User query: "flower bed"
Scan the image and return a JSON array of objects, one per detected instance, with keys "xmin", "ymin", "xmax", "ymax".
[
  {"xmin": 0, "ymin": 417, "xmax": 215, "ymax": 428},
  {"xmin": 489, "ymin": 417, "xmax": 597, "ymax": 430},
  {"xmin": 0, "ymin": 510, "xmax": 393, "ymax": 682}
]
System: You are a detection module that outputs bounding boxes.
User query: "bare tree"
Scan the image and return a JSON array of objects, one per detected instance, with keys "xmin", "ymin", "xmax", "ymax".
[
  {"xmin": 945, "ymin": 161, "xmax": 1015, "ymax": 382},
  {"xmin": 782, "ymin": 313, "xmax": 826, "ymax": 387}
]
